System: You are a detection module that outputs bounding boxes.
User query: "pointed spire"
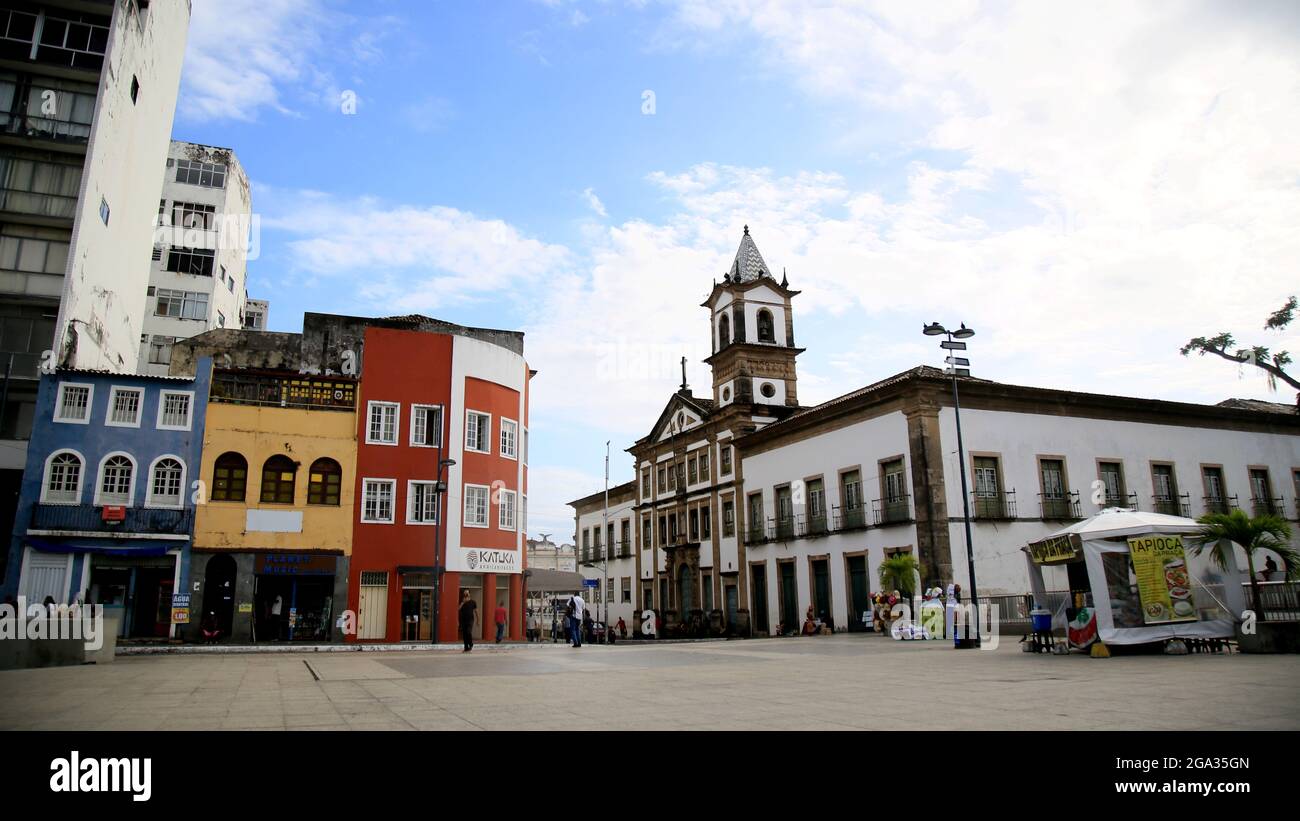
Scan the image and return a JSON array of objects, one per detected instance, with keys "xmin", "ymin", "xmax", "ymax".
[
  {"xmin": 781, "ymin": 268, "xmax": 788, "ymax": 288},
  {"xmin": 728, "ymin": 225, "xmax": 772, "ymax": 284}
]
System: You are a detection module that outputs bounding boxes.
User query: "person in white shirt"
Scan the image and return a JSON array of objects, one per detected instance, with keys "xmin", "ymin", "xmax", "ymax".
[{"xmin": 569, "ymin": 592, "xmax": 586, "ymax": 647}]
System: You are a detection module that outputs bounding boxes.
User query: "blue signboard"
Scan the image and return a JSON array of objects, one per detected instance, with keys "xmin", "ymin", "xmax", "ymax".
[{"xmin": 583, "ymin": 579, "xmax": 598, "ymax": 588}]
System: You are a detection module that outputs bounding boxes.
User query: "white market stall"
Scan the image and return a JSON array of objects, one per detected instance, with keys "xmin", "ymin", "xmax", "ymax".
[{"xmin": 1023, "ymin": 508, "xmax": 1248, "ymax": 647}]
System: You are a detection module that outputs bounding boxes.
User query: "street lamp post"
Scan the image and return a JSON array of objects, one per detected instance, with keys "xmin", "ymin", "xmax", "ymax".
[
  {"xmin": 430, "ymin": 452, "xmax": 456, "ymax": 645},
  {"xmin": 923, "ymin": 321, "xmax": 980, "ymax": 648},
  {"xmin": 602, "ymin": 440, "xmax": 610, "ymax": 642}
]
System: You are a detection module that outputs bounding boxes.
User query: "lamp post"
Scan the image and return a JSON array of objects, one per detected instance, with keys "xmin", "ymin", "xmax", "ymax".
[
  {"xmin": 430, "ymin": 453, "xmax": 456, "ymax": 645},
  {"xmin": 923, "ymin": 321, "xmax": 980, "ymax": 648},
  {"xmin": 602, "ymin": 440, "xmax": 610, "ymax": 642}
]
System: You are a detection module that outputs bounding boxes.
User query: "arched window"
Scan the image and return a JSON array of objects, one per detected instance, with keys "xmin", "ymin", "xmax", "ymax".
[
  {"xmin": 212, "ymin": 452, "xmax": 247, "ymax": 502},
  {"xmin": 44, "ymin": 451, "xmax": 83, "ymax": 504},
  {"xmin": 97, "ymin": 454, "xmax": 134, "ymax": 506},
  {"xmin": 260, "ymin": 455, "xmax": 297, "ymax": 504},
  {"xmin": 757, "ymin": 309, "xmax": 775, "ymax": 343},
  {"xmin": 718, "ymin": 313, "xmax": 731, "ymax": 348},
  {"xmin": 307, "ymin": 458, "xmax": 342, "ymax": 506},
  {"xmin": 148, "ymin": 457, "xmax": 184, "ymax": 508}
]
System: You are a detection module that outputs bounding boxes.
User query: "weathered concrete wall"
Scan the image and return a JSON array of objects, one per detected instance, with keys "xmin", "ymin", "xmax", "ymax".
[{"xmin": 169, "ymin": 329, "xmax": 302, "ymax": 376}]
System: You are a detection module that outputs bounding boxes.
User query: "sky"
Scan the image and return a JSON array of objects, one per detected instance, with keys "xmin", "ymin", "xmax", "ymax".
[{"xmin": 173, "ymin": 0, "xmax": 1300, "ymax": 542}]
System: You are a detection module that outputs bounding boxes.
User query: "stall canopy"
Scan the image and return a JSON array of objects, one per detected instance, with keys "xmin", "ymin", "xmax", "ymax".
[{"xmin": 1024, "ymin": 507, "xmax": 1248, "ymax": 645}]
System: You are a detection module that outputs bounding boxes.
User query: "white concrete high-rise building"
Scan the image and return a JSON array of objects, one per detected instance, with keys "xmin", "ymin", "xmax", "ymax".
[
  {"xmin": 0, "ymin": 1, "xmax": 190, "ymax": 503},
  {"xmin": 138, "ymin": 140, "xmax": 255, "ymax": 374}
]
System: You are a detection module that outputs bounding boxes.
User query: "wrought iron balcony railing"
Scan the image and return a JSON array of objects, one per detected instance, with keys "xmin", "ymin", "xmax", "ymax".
[
  {"xmin": 1039, "ymin": 491, "xmax": 1082, "ymax": 520},
  {"xmin": 30, "ymin": 503, "xmax": 193, "ymax": 536},
  {"xmin": 972, "ymin": 490, "xmax": 1017, "ymax": 520},
  {"xmin": 872, "ymin": 495, "xmax": 912, "ymax": 526},
  {"xmin": 1202, "ymin": 495, "xmax": 1238, "ymax": 516},
  {"xmin": 833, "ymin": 504, "xmax": 868, "ymax": 531},
  {"xmin": 1152, "ymin": 493, "xmax": 1191, "ymax": 518},
  {"xmin": 803, "ymin": 513, "xmax": 829, "ymax": 536},
  {"xmin": 1251, "ymin": 497, "xmax": 1286, "ymax": 518},
  {"xmin": 1102, "ymin": 492, "xmax": 1139, "ymax": 510}
]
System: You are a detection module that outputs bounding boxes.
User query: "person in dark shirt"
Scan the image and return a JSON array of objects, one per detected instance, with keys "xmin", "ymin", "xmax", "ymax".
[{"xmin": 458, "ymin": 590, "xmax": 478, "ymax": 652}]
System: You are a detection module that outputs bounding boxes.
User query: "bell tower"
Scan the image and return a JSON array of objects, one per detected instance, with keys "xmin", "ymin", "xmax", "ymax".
[{"xmin": 701, "ymin": 226, "xmax": 803, "ymax": 417}]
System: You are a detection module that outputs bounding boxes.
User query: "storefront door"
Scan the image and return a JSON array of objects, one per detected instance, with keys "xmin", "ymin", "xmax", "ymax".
[{"xmin": 401, "ymin": 572, "xmax": 434, "ymax": 641}]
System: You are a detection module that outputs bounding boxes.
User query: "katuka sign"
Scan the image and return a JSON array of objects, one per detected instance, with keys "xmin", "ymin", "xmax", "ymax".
[{"xmin": 449, "ymin": 546, "xmax": 520, "ymax": 574}]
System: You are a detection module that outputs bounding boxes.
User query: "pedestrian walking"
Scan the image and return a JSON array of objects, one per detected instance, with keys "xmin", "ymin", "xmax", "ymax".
[
  {"xmin": 458, "ymin": 590, "xmax": 478, "ymax": 652},
  {"xmin": 527, "ymin": 609, "xmax": 540, "ymax": 642},
  {"xmin": 494, "ymin": 600, "xmax": 507, "ymax": 643}
]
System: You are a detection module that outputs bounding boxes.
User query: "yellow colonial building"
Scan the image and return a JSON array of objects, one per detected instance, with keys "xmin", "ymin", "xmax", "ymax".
[{"xmin": 184, "ymin": 368, "xmax": 358, "ymax": 643}]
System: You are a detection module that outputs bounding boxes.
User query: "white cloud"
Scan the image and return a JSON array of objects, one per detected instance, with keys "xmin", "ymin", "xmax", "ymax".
[
  {"xmin": 180, "ymin": 0, "xmax": 331, "ymax": 122},
  {"xmin": 258, "ymin": 189, "xmax": 571, "ymax": 310},
  {"xmin": 581, "ymin": 187, "xmax": 608, "ymax": 217},
  {"xmin": 180, "ymin": 0, "xmax": 403, "ymax": 122}
]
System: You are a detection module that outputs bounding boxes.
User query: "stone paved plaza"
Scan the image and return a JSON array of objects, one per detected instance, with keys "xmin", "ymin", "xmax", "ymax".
[{"xmin": 2, "ymin": 635, "xmax": 1296, "ymax": 731}]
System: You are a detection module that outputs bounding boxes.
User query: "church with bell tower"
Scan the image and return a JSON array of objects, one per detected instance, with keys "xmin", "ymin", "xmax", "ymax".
[{"xmin": 567, "ymin": 226, "xmax": 807, "ymax": 637}]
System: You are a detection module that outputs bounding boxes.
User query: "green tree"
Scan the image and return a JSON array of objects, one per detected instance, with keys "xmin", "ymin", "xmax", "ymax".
[
  {"xmin": 878, "ymin": 554, "xmax": 921, "ymax": 599},
  {"xmin": 1181, "ymin": 296, "xmax": 1299, "ymax": 404},
  {"xmin": 1190, "ymin": 509, "xmax": 1298, "ymax": 617}
]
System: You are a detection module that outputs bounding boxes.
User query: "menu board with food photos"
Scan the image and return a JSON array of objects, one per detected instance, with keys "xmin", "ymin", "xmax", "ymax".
[{"xmin": 1126, "ymin": 534, "xmax": 1199, "ymax": 624}]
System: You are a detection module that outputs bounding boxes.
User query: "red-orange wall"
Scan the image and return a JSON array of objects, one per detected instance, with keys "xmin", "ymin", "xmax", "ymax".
[{"xmin": 349, "ymin": 327, "xmax": 453, "ymax": 642}]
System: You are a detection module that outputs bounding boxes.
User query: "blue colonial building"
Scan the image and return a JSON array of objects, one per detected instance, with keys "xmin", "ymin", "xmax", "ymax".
[{"xmin": 2, "ymin": 360, "xmax": 212, "ymax": 640}]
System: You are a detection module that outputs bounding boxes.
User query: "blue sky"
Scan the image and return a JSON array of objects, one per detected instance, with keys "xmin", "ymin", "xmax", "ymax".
[{"xmin": 176, "ymin": 0, "xmax": 1300, "ymax": 539}]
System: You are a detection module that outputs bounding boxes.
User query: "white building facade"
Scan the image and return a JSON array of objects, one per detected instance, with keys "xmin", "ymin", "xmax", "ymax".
[
  {"xmin": 570, "ymin": 227, "xmax": 1300, "ymax": 637},
  {"xmin": 571, "ymin": 481, "xmax": 637, "ymax": 629},
  {"xmin": 139, "ymin": 141, "xmax": 254, "ymax": 375},
  {"xmin": 740, "ymin": 368, "xmax": 1300, "ymax": 635}
]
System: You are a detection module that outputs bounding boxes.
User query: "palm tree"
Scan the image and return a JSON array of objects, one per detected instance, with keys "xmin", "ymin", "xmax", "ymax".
[
  {"xmin": 878, "ymin": 554, "xmax": 921, "ymax": 599},
  {"xmin": 1190, "ymin": 510, "xmax": 1298, "ymax": 616}
]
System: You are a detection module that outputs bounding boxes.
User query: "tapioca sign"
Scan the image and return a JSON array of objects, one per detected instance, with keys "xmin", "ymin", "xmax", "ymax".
[{"xmin": 1028, "ymin": 533, "xmax": 1082, "ymax": 564}]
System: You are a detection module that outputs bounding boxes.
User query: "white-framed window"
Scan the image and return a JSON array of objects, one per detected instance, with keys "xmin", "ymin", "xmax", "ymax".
[
  {"xmin": 407, "ymin": 481, "xmax": 439, "ymax": 525},
  {"xmin": 361, "ymin": 479, "xmax": 396, "ymax": 523},
  {"xmin": 410, "ymin": 404, "xmax": 443, "ymax": 448},
  {"xmin": 465, "ymin": 410, "xmax": 491, "ymax": 453},
  {"xmin": 156, "ymin": 390, "xmax": 193, "ymax": 430},
  {"xmin": 145, "ymin": 455, "xmax": 185, "ymax": 509},
  {"xmin": 366, "ymin": 401, "xmax": 399, "ymax": 445},
  {"xmin": 95, "ymin": 452, "xmax": 136, "ymax": 507},
  {"xmin": 500, "ymin": 418, "xmax": 518, "ymax": 460},
  {"xmin": 106, "ymin": 386, "xmax": 143, "ymax": 427},
  {"xmin": 54, "ymin": 382, "xmax": 93, "ymax": 424},
  {"xmin": 498, "ymin": 488, "xmax": 517, "ymax": 530},
  {"xmin": 464, "ymin": 484, "xmax": 490, "ymax": 527},
  {"xmin": 41, "ymin": 449, "xmax": 84, "ymax": 505}
]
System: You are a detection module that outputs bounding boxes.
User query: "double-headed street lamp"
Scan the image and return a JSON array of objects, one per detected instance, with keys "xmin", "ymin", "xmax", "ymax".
[
  {"xmin": 923, "ymin": 321, "xmax": 980, "ymax": 648},
  {"xmin": 430, "ymin": 455, "xmax": 456, "ymax": 645}
]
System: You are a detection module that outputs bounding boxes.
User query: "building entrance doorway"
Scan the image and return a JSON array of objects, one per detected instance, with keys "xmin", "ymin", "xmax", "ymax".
[
  {"xmin": 401, "ymin": 572, "xmax": 434, "ymax": 641},
  {"xmin": 201, "ymin": 554, "xmax": 236, "ymax": 639}
]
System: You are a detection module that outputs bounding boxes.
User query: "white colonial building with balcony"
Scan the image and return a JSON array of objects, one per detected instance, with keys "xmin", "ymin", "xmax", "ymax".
[{"xmin": 570, "ymin": 227, "xmax": 1300, "ymax": 638}]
